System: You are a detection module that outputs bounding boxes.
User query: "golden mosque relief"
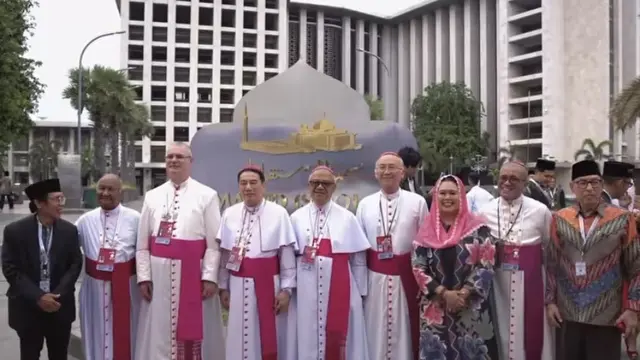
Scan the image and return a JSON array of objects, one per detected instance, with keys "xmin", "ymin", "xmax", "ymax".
[{"xmin": 240, "ymin": 104, "xmax": 363, "ymax": 154}]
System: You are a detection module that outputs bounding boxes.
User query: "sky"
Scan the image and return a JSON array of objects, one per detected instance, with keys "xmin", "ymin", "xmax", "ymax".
[
  {"xmin": 26, "ymin": 0, "xmax": 121, "ymax": 124},
  {"xmin": 25, "ymin": 0, "xmax": 424, "ymax": 124}
]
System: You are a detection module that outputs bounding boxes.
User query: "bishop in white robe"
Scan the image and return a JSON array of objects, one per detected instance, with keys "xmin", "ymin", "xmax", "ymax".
[
  {"xmin": 356, "ymin": 152, "xmax": 428, "ymax": 360},
  {"xmin": 77, "ymin": 174, "xmax": 141, "ymax": 360},
  {"xmin": 218, "ymin": 165, "xmax": 297, "ymax": 360},
  {"xmin": 135, "ymin": 143, "xmax": 225, "ymax": 360},
  {"xmin": 479, "ymin": 161, "xmax": 555, "ymax": 360},
  {"xmin": 290, "ymin": 165, "xmax": 370, "ymax": 360}
]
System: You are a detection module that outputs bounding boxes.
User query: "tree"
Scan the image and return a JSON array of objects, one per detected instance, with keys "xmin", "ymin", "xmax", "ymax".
[
  {"xmin": 63, "ymin": 65, "xmax": 151, "ymax": 180},
  {"xmin": 364, "ymin": 94, "xmax": 384, "ymax": 120},
  {"xmin": 29, "ymin": 139, "xmax": 60, "ymax": 181},
  {"xmin": 611, "ymin": 76, "xmax": 640, "ymax": 131},
  {"xmin": 574, "ymin": 138, "xmax": 613, "ymax": 161},
  {"xmin": 411, "ymin": 82, "xmax": 489, "ymax": 174},
  {"xmin": 0, "ymin": 0, "xmax": 45, "ymax": 154}
]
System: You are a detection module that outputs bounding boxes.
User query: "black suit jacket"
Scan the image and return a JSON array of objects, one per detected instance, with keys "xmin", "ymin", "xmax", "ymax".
[
  {"xmin": 602, "ymin": 191, "xmax": 613, "ymax": 204},
  {"xmin": 553, "ymin": 188, "xmax": 567, "ymax": 210},
  {"xmin": 525, "ymin": 180, "xmax": 552, "ymax": 209},
  {"xmin": 1, "ymin": 215, "xmax": 82, "ymax": 331}
]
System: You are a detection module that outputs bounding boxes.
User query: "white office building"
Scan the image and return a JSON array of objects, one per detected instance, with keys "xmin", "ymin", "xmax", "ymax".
[{"xmin": 117, "ymin": 0, "xmax": 640, "ymax": 189}]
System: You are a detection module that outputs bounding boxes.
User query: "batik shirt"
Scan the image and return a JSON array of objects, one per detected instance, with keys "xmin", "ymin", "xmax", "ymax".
[{"xmin": 544, "ymin": 203, "xmax": 640, "ymax": 326}]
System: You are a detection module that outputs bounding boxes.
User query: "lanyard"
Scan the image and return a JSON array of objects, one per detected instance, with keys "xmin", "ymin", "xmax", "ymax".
[
  {"xmin": 578, "ymin": 215, "xmax": 599, "ymax": 243},
  {"xmin": 236, "ymin": 200, "xmax": 264, "ymax": 248},
  {"xmin": 497, "ymin": 199, "xmax": 523, "ymax": 241},
  {"xmin": 101, "ymin": 208, "xmax": 122, "ymax": 248},
  {"xmin": 309, "ymin": 203, "xmax": 332, "ymax": 245},
  {"xmin": 38, "ymin": 221, "xmax": 53, "ymax": 266},
  {"xmin": 379, "ymin": 193, "xmax": 400, "ymax": 237}
]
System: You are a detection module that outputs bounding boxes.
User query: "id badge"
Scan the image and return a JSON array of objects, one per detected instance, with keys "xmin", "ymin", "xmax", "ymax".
[
  {"xmin": 225, "ymin": 246, "xmax": 244, "ymax": 271},
  {"xmin": 376, "ymin": 236, "xmax": 393, "ymax": 260},
  {"xmin": 97, "ymin": 248, "xmax": 116, "ymax": 272},
  {"xmin": 575, "ymin": 261, "xmax": 587, "ymax": 276},
  {"xmin": 501, "ymin": 245, "xmax": 519, "ymax": 271},
  {"xmin": 156, "ymin": 221, "xmax": 174, "ymax": 245},
  {"xmin": 39, "ymin": 279, "xmax": 50, "ymax": 292},
  {"xmin": 301, "ymin": 246, "xmax": 316, "ymax": 270}
]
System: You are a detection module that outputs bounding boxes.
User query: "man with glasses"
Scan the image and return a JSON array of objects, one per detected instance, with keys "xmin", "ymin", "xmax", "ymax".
[
  {"xmin": 602, "ymin": 160, "xmax": 634, "ymax": 206},
  {"xmin": 479, "ymin": 161, "xmax": 555, "ymax": 360},
  {"xmin": 357, "ymin": 152, "xmax": 428, "ymax": 360},
  {"xmin": 545, "ymin": 159, "xmax": 640, "ymax": 359},
  {"xmin": 135, "ymin": 142, "xmax": 225, "ymax": 360},
  {"xmin": 1, "ymin": 178, "xmax": 83, "ymax": 360},
  {"xmin": 291, "ymin": 165, "xmax": 371, "ymax": 360}
]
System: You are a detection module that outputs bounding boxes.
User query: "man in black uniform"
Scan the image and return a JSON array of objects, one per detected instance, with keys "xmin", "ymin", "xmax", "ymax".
[
  {"xmin": 602, "ymin": 160, "xmax": 634, "ymax": 204},
  {"xmin": 398, "ymin": 146, "xmax": 424, "ymax": 196},
  {"xmin": 1, "ymin": 179, "xmax": 83, "ymax": 360},
  {"xmin": 525, "ymin": 158, "xmax": 555, "ymax": 208}
]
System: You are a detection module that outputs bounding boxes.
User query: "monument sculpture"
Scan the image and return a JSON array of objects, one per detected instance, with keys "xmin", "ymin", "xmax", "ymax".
[{"xmin": 190, "ymin": 60, "xmax": 417, "ymax": 213}]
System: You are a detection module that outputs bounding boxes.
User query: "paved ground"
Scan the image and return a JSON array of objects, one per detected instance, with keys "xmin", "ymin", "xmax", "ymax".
[{"xmin": 0, "ymin": 200, "xmax": 143, "ymax": 359}]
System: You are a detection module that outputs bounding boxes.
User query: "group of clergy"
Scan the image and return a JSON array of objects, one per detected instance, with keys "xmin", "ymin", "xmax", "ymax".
[{"xmin": 3, "ymin": 140, "xmax": 640, "ymax": 360}]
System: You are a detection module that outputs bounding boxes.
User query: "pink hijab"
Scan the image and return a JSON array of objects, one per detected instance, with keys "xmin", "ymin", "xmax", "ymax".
[{"xmin": 415, "ymin": 175, "xmax": 487, "ymax": 249}]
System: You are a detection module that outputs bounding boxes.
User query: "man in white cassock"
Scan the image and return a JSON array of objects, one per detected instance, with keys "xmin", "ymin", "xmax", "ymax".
[
  {"xmin": 357, "ymin": 152, "xmax": 428, "ymax": 360},
  {"xmin": 77, "ymin": 174, "xmax": 141, "ymax": 360},
  {"xmin": 290, "ymin": 165, "xmax": 370, "ymax": 360},
  {"xmin": 478, "ymin": 161, "xmax": 554, "ymax": 360},
  {"xmin": 135, "ymin": 143, "xmax": 225, "ymax": 360},
  {"xmin": 218, "ymin": 165, "xmax": 297, "ymax": 360}
]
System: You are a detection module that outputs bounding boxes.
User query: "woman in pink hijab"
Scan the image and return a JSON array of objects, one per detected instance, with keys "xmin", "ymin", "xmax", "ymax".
[{"xmin": 412, "ymin": 175, "xmax": 498, "ymax": 360}]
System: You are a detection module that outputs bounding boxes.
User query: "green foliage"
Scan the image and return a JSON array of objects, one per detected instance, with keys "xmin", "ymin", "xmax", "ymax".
[
  {"xmin": 574, "ymin": 138, "xmax": 612, "ymax": 161},
  {"xmin": 411, "ymin": 82, "xmax": 489, "ymax": 173},
  {"xmin": 0, "ymin": 0, "xmax": 45, "ymax": 154},
  {"xmin": 29, "ymin": 139, "xmax": 60, "ymax": 181},
  {"xmin": 364, "ymin": 94, "xmax": 384, "ymax": 120},
  {"xmin": 611, "ymin": 76, "xmax": 640, "ymax": 131},
  {"xmin": 63, "ymin": 65, "xmax": 152, "ymax": 180}
]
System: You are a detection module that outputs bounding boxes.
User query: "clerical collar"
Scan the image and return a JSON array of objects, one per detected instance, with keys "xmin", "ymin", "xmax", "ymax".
[
  {"xmin": 101, "ymin": 204, "xmax": 121, "ymax": 217},
  {"xmin": 501, "ymin": 195, "xmax": 523, "ymax": 207},
  {"xmin": 170, "ymin": 177, "xmax": 190, "ymax": 190},
  {"xmin": 381, "ymin": 189, "xmax": 401, "ymax": 200},
  {"xmin": 312, "ymin": 201, "xmax": 332, "ymax": 214},
  {"xmin": 244, "ymin": 199, "xmax": 265, "ymax": 213}
]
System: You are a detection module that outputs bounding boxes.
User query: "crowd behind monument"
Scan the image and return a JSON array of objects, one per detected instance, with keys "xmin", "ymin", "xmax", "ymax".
[{"xmin": 2, "ymin": 142, "xmax": 640, "ymax": 360}]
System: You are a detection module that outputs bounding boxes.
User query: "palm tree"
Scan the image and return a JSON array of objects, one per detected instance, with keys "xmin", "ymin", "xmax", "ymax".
[
  {"xmin": 364, "ymin": 94, "xmax": 384, "ymax": 120},
  {"xmin": 611, "ymin": 77, "xmax": 640, "ymax": 130},
  {"xmin": 63, "ymin": 65, "xmax": 144, "ymax": 178},
  {"xmin": 574, "ymin": 138, "xmax": 613, "ymax": 161},
  {"xmin": 29, "ymin": 140, "xmax": 61, "ymax": 181}
]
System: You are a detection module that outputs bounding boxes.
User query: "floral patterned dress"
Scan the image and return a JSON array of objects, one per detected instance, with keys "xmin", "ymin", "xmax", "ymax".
[{"xmin": 412, "ymin": 225, "xmax": 498, "ymax": 360}]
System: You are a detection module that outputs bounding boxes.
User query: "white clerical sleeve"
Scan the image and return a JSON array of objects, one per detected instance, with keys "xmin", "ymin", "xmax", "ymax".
[
  {"xmin": 416, "ymin": 197, "xmax": 429, "ymax": 227},
  {"xmin": 216, "ymin": 212, "xmax": 230, "ymax": 290},
  {"xmin": 279, "ymin": 245, "xmax": 296, "ymax": 290},
  {"xmin": 136, "ymin": 196, "xmax": 153, "ymax": 283},
  {"xmin": 355, "ymin": 203, "xmax": 368, "ymax": 238},
  {"xmin": 349, "ymin": 251, "xmax": 368, "ymax": 296},
  {"xmin": 202, "ymin": 192, "xmax": 222, "ymax": 283}
]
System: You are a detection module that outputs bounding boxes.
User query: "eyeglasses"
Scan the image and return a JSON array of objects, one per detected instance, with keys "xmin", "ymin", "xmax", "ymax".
[
  {"xmin": 309, "ymin": 180, "xmax": 335, "ymax": 188},
  {"xmin": 165, "ymin": 154, "xmax": 191, "ymax": 160},
  {"xmin": 376, "ymin": 165, "xmax": 402, "ymax": 172},
  {"xmin": 499, "ymin": 176, "xmax": 524, "ymax": 184},
  {"xmin": 48, "ymin": 195, "xmax": 66, "ymax": 205},
  {"xmin": 574, "ymin": 179, "xmax": 602, "ymax": 189}
]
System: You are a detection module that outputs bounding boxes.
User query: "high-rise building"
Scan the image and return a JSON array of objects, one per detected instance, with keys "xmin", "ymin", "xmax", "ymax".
[{"xmin": 117, "ymin": 0, "xmax": 640, "ymax": 189}]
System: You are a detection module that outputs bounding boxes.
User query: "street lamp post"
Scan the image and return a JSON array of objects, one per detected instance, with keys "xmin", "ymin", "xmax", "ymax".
[
  {"xmin": 356, "ymin": 48, "xmax": 391, "ymax": 122},
  {"xmin": 76, "ymin": 30, "xmax": 125, "ymax": 155}
]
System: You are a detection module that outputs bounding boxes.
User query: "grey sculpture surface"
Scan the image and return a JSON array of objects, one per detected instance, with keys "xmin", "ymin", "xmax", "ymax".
[
  {"xmin": 57, "ymin": 154, "xmax": 82, "ymax": 208},
  {"xmin": 191, "ymin": 61, "xmax": 417, "ymax": 213}
]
